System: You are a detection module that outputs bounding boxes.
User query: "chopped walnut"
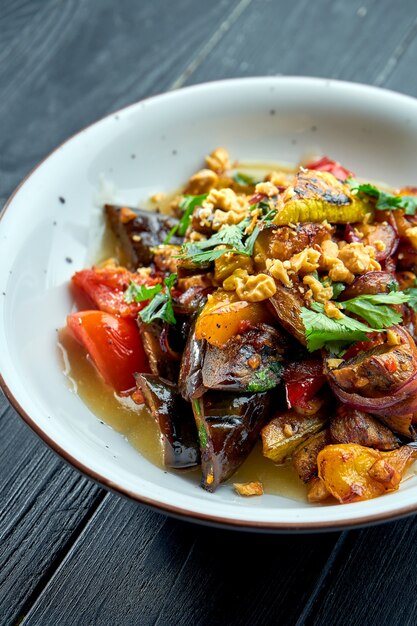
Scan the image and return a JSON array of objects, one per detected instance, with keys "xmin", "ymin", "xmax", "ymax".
[
  {"xmin": 234, "ymin": 481, "xmax": 264, "ymax": 497},
  {"xmin": 119, "ymin": 207, "xmax": 137, "ymax": 223},
  {"xmin": 254, "ymin": 181, "xmax": 279, "ymax": 197},
  {"xmin": 266, "ymin": 258, "xmax": 292, "ymax": 287},
  {"xmin": 184, "ymin": 168, "xmax": 219, "ymax": 195},
  {"xmin": 386, "ymin": 329, "xmax": 401, "ymax": 346},
  {"xmin": 212, "ymin": 208, "xmax": 247, "ymax": 230},
  {"xmin": 205, "ymin": 147, "xmax": 231, "ymax": 174},
  {"xmin": 223, "ymin": 269, "xmax": 276, "ymax": 301},
  {"xmin": 324, "ymin": 300, "xmax": 344, "ymax": 319},
  {"xmin": 203, "ymin": 187, "xmax": 248, "ymax": 214},
  {"xmin": 288, "ymin": 248, "xmax": 321, "ymax": 275},
  {"xmin": 150, "ymin": 192, "xmax": 167, "ymax": 204},
  {"xmin": 338, "ymin": 242, "xmax": 381, "ymax": 274},
  {"xmin": 303, "ymin": 275, "xmax": 333, "ymax": 304},
  {"xmin": 214, "ymin": 251, "xmax": 254, "ymax": 284},
  {"xmin": 328, "ymin": 260, "xmax": 355, "ymax": 284},
  {"xmin": 265, "ymin": 170, "xmax": 290, "ymax": 187}
]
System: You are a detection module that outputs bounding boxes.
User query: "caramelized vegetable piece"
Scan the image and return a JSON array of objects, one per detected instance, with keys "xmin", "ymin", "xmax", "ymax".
[
  {"xmin": 202, "ymin": 323, "xmax": 286, "ymax": 392},
  {"xmin": 292, "ymin": 429, "xmax": 331, "ymax": 483},
  {"xmin": 136, "ymin": 374, "xmax": 200, "ymax": 469},
  {"xmin": 194, "ymin": 390, "xmax": 272, "ymax": 492},
  {"xmin": 377, "ymin": 413, "xmax": 417, "ymax": 440},
  {"xmin": 137, "ymin": 319, "xmax": 179, "ymax": 382},
  {"xmin": 283, "ymin": 359, "xmax": 325, "ymax": 409},
  {"xmin": 272, "ymin": 170, "xmax": 370, "ymax": 226},
  {"xmin": 254, "ymin": 223, "xmax": 332, "ymax": 267},
  {"xmin": 178, "ymin": 316, "xmax": 206, "ymax": 401},
  {"xmin": 330, "ymin": 407, "xmax": 399, "ymax": 451},
  {"xmin": 339, "ymin": 271, "xmax": 396, "ymax": 301},
  {"xmin": 268, "ymin": 283, "xmax": 307, "ymax": 345},
  {"xmin": 317, "ymin": 443, "xmax": 417, "ymax": 503},
  {"xmin": 105, "ymin": 204, "xmax": 182, "ymax": 268},
  {"xmin": 261, "ymin": 410, "xmax": 327, "ymax": 464},
  {"xmin": 234, "ymin": 481, "xmax": 264, "ymax": 496},
  {"xmin": 195, "ymin": 290, "xmax": 272, "ymax": 347},
  {"xmin": 353, "ymin": 222, "xmax": 399, "ymax": 262},
  {"xmin": 307, "ymin": 477, "xmax": 332, "ymax": 503}
]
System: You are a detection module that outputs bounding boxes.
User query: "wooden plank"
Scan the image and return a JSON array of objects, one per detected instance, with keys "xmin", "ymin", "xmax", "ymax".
[
  {"xmin": 0, "ymin": 393, "xmax": 105, "ymax": 625},
  {"xmin": 21, "ymin": 496, "xmax": 339, "ymax": 626},
  {"xmin": 181, "ymin": 0, "xmax": 417, "ymax": 87},
  {"xmin": 299, "ymin": 517, "xmax": 417, "ymax": 626},
  {"xmin": 0, "ymin": 0, "xmax": 244, "ymax": 203}
]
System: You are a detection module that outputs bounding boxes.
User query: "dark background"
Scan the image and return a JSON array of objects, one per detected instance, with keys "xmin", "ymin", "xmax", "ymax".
[{"xmin": 1, "ymin": 1, "xmax": 417, "ymax": 624}]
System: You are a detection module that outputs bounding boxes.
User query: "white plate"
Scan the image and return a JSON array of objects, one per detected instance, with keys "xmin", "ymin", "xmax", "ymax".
[{"xmin": 2, "ymin": 77, "xmax": 417, "ymax": 531}]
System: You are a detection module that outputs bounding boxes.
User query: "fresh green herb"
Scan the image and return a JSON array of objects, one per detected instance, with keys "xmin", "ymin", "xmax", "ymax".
[
  {"xmin": 232, "ymin": 172, "xmax": 259, "ymax": 186},
  {"xmin": 340, "ymin": 292, "xmax": 409, "ymax": 328},
  {"xmin": 331, "ymin": 282, "xmax": 346, "ymax": 299},
  {"xmin": 139, "ymin": 274, "xmax": 177, "ymax": 325},
  {"xmin": 193, "ymin": 398, "xmax": 202, "ymax": 416},
  {"xmin": 124, "ymin": 281, "xmax": 162, "ymax": 303},
  {"xmin": 387, "ymin": 280, "xmax": 398, "ymax": 293},
  {"xmin": 164, "ymin": 193, "xmax": 208, "ymax": 244},
  {"xmin": 247, "ymin": 362, "xmax": 283, "ymax": 392},
  {"xmin": 348, "ymin": 178, "xmax": 417, "ymax": 215},
  {"xmin": 198, "ymin": 423, "xmax": 208, "ymax": 448},
  {"xmin": 301, "ymin": 303, "xmax": 377, "ymax": 353},
  {"xmin": 177, "ymin": 220, "xmax": 254, "ymax": 265},
  {"xmin": 404, "ymin": 287, "xmax": 417, "ymax": 311}
]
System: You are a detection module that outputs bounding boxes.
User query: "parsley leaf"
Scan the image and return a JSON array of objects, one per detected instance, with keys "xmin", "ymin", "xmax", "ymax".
[
  {"xmin": 301, "ymin": 303, "xmax": 375, "ymax": 353},
  {"xmin": 348, "ymin": 178, "xmax": 417, "ymax": 215},
  {"xmin": 340, "ymin": 292, "xmax": 409, "ymax": 328},
  {"xmin": 124, "ymin": 281, "xmax": 162, "ymax": 303},
  {"xmin": 232, "ymin": 172, "xmax": 260, "ymax": 186},
  {"xmin": 331, "ymin": 282, "xmax": 346, "ymax": 299},
  {"xmin": 164, "ymin": 194, "xmax": 208, "ymax": 244},
  {"xmin": 177, "ymin": 221, "xmax": 253, "ymax": 264},
  {"xmin": 404, "ymin": 287, "xmax": 417, "ymax": 311},
  {"xmin": 387, "ymin": 280, "xmax": 398, "ymax": 293},
  {"xmin": 139, "ymin": 274, "xmax": 177, "ymax": 325}
]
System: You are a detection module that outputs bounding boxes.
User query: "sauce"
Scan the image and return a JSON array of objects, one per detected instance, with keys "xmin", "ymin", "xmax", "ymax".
[{"xmin": 59, "ymin": 329, "xmax": 306, "ymax": 501}]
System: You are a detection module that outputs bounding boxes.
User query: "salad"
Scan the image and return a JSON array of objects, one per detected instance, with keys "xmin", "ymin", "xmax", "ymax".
[{"xmin": 66, "ymin": 148, "xmax": 417, "ymax": 504}]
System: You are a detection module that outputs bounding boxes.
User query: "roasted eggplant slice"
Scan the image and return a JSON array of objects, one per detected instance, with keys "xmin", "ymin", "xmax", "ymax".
[
  {"xmin": 105, "ymin": 204, "xmax": 182, "ymax": 268},
  {"xmin": 254, "ymin": 223, "xmax": 333, "ymax": 267},
  {"xmin": 137, "ymin": 319, "xmax": 180, "ymax": 382},
  {"xmin": 201, "ymin": 323, "xmax": 286, "ymax": 392},
  {"xmin": 193, "ymin": 390, "xmax": 272, "ymax": 491},
  {"xmin": 377, "ymin": 413, "xmax": 417, "ymax": 440},
  {"xmin": 268, "ymin": 283, "xmax": 307, "ymax": 345},
  {"xmin": 136, "ymin": 374, "xmax": 200, "ymax": 469},
  {"xmin": 330, "ymin": 407, "xmax": 399, "ymax": 450},
  {"xmin": 292, "ymin": 429, "xmax": 331, "ymax": 483},
  {"xmin": 178, "ymin": 316, "xmax": 206, "ymax": 401}
]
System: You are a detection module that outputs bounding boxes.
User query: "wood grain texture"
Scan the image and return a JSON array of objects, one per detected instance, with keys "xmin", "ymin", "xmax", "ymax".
[
  {"xmin": 0, "ymin": 393, "xmax": 105, "ymax": 625},
  {"xmin": 21, "ymin": 496, "xmax": 339, "ymax": 626},
  {"xmin": 302, "ymin": 517, "xmax": 417, "ymax": 626}
]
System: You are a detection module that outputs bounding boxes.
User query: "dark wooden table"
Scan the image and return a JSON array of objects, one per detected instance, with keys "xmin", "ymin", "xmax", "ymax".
[{"xmin": 1, "ymin": 1, "xmax": 417, "ymax": 624}]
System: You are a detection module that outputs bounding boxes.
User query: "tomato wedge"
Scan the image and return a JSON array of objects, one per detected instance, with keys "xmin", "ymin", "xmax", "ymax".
[
  {"xmin": 283, "ymin": 359, "xmax": 325, "ymax": 409},
  {"xmin": 67, "ymin": 311, "xmax": 150, "ymax": 393},
  {"xmin": 305, "ymin": 156, "xmax": 353, "ymax": 181},
  {"xmin": 72, "ymin": 267, "xmax": 162, "ymax": 318}
]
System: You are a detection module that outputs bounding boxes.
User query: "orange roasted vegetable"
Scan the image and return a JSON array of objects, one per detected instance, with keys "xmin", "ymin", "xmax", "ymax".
[
  {"xmin": 195, "ymin": 290, "xmax": 272, "ymax": 347},
  {"xmin": 317, "ymin": 443, "xmax": 417, "ymax": 504}
]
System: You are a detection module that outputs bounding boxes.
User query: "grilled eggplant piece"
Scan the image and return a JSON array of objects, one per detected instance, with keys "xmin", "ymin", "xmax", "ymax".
[
  {"xmin": 339, "ymin": 271, "xmax": 396, "ymax": 301},
  {"xmin": 268, "ymin": 283, "xmax": 307, "ymax": 345},
  {"xmin": 328, "ymin": 340, "xmax": 416, "ymax": 398},
  {"xmin": 292, "ymin": 429, "xmax": 331, "ymax": 483},
  {"xmin": 105, "ymin": 204, "xmax": 182, "ymax": 268},
  {"xmin": 352, "ymin": 222, "xmax": 399, "ymax": 262},
  {"xmin": 178, "ymin": 318, "xmax": 206, "ymax": 401},
  {"xmin": 261, "ymin": 410, "xmax": 327, "ymax": 464},
  {"xmin": 377, "ymin": 413, "xmax": 417, "ymax": 440},
  {"xmin": 194, "ymin": 390, "xmax": 272, "ymax": 491},
  {"xmin": 202, "ymin": 323, "xmax": 286, "ymax": 392},
  {"xmin": 136, "ymin": 374, "xmax": 200, "ymax": 469},
  {"xmin": 330, "ymin": 407, "xmax": 399, "ymax": 450},
  {"xmin": 272, "ymin": 170, "xmax": 369, "ymax": 225},
  {"xmin": 254, "ymin": 223, "xmax": 333, "ymax": 267},
  {"xmin": 137, "ymin": 319, "xmax": 180, "ymax": 382}
]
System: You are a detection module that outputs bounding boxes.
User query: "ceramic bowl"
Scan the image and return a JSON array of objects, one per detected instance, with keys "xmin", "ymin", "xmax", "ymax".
[{"xmin": 2, "ymin": 77, "xmax": 417, "ymax": 531}]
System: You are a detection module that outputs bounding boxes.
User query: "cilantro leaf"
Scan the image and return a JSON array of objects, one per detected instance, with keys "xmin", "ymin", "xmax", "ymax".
[
  {"xmin": 139, "ymin": 274, "xmax": 177, "ymax": 325},
  {"xmin": 124, "ymin": 281, "xmax": 162, "ymax": 303},
  {"xmin": 340, "ymin": 292, "xmax": 409, "ymax": 328},
  {"xmin": 404, "ymin": 287, "xmax": 417, "ymax": 311},
  {"xmin": 301, "ymin": 303, "xmax": 374, "ymax": 353},
  {"xmin": 348, "ymin": 178, "xmax": 417, "ymax": 215},
  {"xmin": 331, "ymin": 282, "xmax": 346, "ymax": 299},
  {"xmin": 164, "ymin": 194, "xmax": 208, "ymax": 244},
  {"xmin": 387, "ymin": 280, "xmax": 398, "ymax": 293},
  {"xmin": 232, "ymin": 172, "xmax": 259, "ymax": 186},
  {"xmin": 177, "ymin": 221, "xmax": 252, "ymax": 264}
]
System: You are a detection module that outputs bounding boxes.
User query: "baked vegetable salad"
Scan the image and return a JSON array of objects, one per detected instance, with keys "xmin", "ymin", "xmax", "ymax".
[{"xmin": 66, "ymin": 148, "xmax": 417, "ymax": 504}]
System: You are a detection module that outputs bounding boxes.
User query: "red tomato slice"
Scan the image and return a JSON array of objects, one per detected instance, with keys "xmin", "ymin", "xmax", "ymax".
[
  {"xmin": 283, "ymin": 359, "xmax": 325, "ymax": 409},
  {"xmin": 67, "ymin": 311, "xmax": 150, "ymax": 393},
  {"xmin": 305, "ymin": 156, "xmax": 353, "ymax": 181},
  {"xmin": 72, "ymin": 267, "xmax": 162, "ymax": 318}
]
